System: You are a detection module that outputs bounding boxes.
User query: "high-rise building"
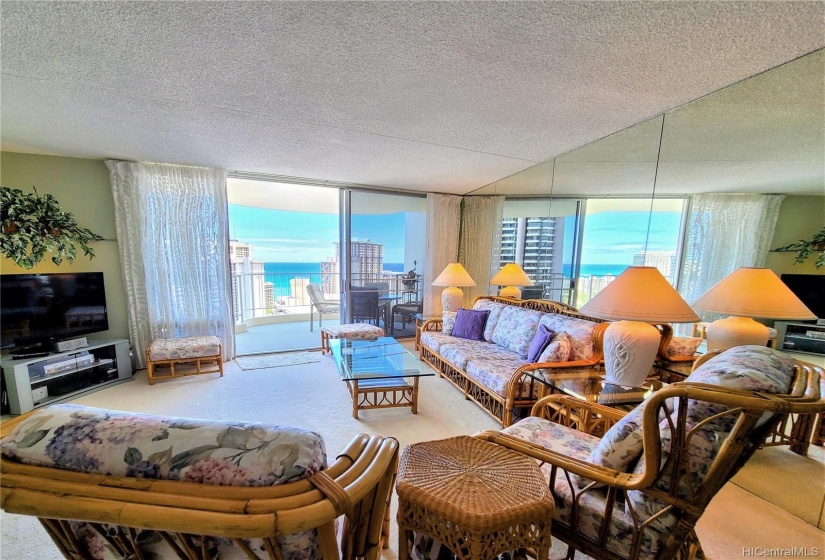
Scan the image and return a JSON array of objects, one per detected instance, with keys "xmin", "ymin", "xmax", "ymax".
[
  {"xmin": 229, "ymin": 240, "xmax": 266, "ymax": 321},
  {"xmin": 331, "ymin": 240, "xmax": 384, "ymax": 283},
  {"xmin": 633, "ymin": 251, "xmax": 678, "ymax": 283},
  {"xmin": 499, "ymin": 217, "xmax": 566, "ymax": 297}
]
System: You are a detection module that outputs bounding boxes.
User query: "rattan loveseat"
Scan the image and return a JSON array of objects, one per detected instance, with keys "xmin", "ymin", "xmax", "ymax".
[
  {"xmin": 419, "ymin": 296, "xmax": 608, "ymax": 426},
  {"xmin": 0, "ymin": 405, "xmax": 399, "ymax": 560},
  {"xmin": 477, "ymin": 346, "xmax": 825, "ymax": 560}
]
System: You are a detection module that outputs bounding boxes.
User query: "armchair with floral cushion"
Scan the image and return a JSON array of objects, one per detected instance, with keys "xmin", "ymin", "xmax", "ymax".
[
  {"xmin": 0, "ymin": 404, "xmax": 399, "ymax": 560},
  {"xmin": 474, "ymin": 346, "xmax": 824, "ymax": 560}
]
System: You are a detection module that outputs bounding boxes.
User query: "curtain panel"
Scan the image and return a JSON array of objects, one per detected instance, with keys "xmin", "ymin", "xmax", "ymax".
[
  {"xmin": 423, "ymin": 193, "xmax": 462, "ymax": 316},
  {"xmin": 459, "ymin": 195, "xmax": 505, "ymax": 303},
  {"xmin": 679, "ymin": 193, "xmax": 784, "ymax": 323},
  {"xmin": 108, "ymin": 161, "xmax": 234, "ymax": 367}
]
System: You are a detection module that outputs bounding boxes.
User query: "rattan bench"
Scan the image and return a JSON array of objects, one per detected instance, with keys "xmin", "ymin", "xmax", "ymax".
[{"xmin": 146, "ymin": 335, "xmax": 223, "ymax": 385}]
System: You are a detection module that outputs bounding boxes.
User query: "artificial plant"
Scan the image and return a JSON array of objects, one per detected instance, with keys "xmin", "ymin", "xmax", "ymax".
[
  {"xmin": 0, "ymin": 186, "xmax": 104, "ymax": 269},
  {"xmin": 773, "ymin": 226, "xmax": 825, "ymax": 269}
]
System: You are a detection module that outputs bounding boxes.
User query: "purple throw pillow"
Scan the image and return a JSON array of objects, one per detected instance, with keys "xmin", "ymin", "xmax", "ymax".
[
  {"xmin": 527, "ymin": 324, "xmax": 554, "ymax": 362},
  {"xmin": 451, "ymin": 308, "xmax": 490, "ymax": 341}
]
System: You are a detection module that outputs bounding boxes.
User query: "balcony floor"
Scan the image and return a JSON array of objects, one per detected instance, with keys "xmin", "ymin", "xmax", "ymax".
[{"xmin": 235, "ymin": 318, "xmax": 416, "ymax": 355}]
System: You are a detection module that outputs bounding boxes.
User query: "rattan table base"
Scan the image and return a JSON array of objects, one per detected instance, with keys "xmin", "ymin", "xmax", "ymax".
[{"xmin": 396, "ymin": 436, "xmax": 554, "ymax": 560}]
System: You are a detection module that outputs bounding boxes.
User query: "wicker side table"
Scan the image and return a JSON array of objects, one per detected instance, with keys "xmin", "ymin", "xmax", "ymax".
[{"xmin": 396, "ymin": 436, "xmax": 553, "ymax": 560}]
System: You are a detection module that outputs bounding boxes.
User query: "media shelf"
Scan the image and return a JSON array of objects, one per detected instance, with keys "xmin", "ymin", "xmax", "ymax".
[{"xmin": 1, "ymin": 339, "xmax": 132, "ymax": 415}]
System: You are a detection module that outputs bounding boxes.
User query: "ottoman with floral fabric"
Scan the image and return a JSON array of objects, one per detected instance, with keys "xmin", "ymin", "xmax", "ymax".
[
  {"xmin": 0, "ymin": 404, "xmax": 327, "ymax": 560},
  {"xmin": 320, "ymin": 323, "xmax": 385, "ymax": 355},
  {"xmin": 146, "ymin": 335, "xmax": 223, "ymax": 385}
]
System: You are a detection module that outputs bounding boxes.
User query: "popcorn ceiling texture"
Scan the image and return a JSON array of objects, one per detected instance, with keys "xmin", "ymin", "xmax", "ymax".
[{"xmin": 1, "ymin": 2, "xmax": 823, "ymax": 194}]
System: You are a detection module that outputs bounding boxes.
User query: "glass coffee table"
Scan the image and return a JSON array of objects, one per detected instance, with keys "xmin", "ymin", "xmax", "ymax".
[
  {"xmin": 329, "ymin": 337, "xmax": 434, "ymax": 419},
  {"xmin": 522, "ymin": 367, "xmax": 663, "ymax": 411}
]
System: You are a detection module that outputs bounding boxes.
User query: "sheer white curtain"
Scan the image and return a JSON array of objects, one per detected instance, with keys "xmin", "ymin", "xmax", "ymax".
[
  {"xmin": 423, "ymin": 193, "xmax": 462, "ymax": 316},
  {"xmin": 459, "ymin": 195, "xmax": 505, "ymax": 303},
  {"xmin": 107, "ymin": 162, "xmax": 234, "ymax": 367},
  {"xmin": 679, "ymin": 193, "xmax": 785, "ymax": 322}
]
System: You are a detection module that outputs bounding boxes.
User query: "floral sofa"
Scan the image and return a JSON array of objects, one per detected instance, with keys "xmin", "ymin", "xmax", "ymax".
[
  {"xmin": 479, "ymin": 345, "xmax": 825, "ymax": 560},
  {"xmin": 0, "ymin": 404, "xmax": 399, "ymax": 560},
  {"xmin": 419, "ymin": 296, "xmax": 608, "ymax": 426}
]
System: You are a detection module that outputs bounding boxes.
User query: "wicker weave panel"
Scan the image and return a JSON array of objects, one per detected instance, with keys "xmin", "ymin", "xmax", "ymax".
[{"xmin": 396, "ymin": 436, "xmax": 553, "ymax": 560}]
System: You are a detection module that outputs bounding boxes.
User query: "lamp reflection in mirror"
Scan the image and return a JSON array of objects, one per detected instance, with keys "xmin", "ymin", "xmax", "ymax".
[
  {"xmin": 692, "ymin": 267, "xmax": 816, "ymax": 351},
  {"xmin": 580, "ymin": 267, "xmax": 699, "ymax": 387},
  {"xmin": 490, "ymin": 263, "xmax": 533, "ymax": 299},
  {"xmin": 432, "ymin": 263, "xmax": 476, "ymax": 312}
]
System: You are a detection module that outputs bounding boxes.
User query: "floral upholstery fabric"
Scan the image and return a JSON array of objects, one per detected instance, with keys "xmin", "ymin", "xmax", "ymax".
[
  {"xmin": 539, "ymin": 314, "xmax": 598, "ymax": 362},
  {"xmin": 664, "ymin": 336, "xmax": 702, "ymax": 358},
  {"xmin": 466, "ymin": 356, "xmax": 535, "ymax": 398},
  {"xmin": 585, "ymin": 403, "xmax": 645, "ymax": 481},
  {"xmin": 490, "ymin": 306, "xmax": 544, "ymax": 358},
  {"xmin": 439, "ymin": 339, "xmax": 504, "ymax": 371},
  {"xmin": 472, "ymin": 299, "xmax": 508, "ymax": 342},
  {"xmin": 321, "ymin": 323, "xmax": 385, "ymax": 339},
  {"xmin": 420, "ymin": 331, "xmax": 458, "ymax": 352},
  {"xmin": 442, "ymin": 311, "xmax": 457, "ymax": 335},
  {"xmin": 502, "ymin": 416, "xmax": 600, "ymax": 458},
  {"xmin": 686, "ymin": 345, "xmax": 794, "ymax": 394},
  {"xmin": 1, "ymin": 404, "xmax": 327, "ymax": 560},
  {"xmin": 148, "ymin": 336, "xmax": 221, "ymax": 361},
  {"xmin": 536, "ymin": 331, "xmax": 572, "ymax": 363}
]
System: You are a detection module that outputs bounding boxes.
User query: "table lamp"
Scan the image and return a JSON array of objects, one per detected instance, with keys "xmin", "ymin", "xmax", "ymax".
[
  {"xmin": 490, "ymin": 263, "xmax": 534, "ymax": 299},
  {"xmin": 432, "ymin": 263, "xmax": 476, "ymax": 312},
  {"xmin": 691, "ymin": 267, "xmax": 816, "ymax": 351},
  {"xmin": 580, "ymin": 266, "xmax": 699, "ymax": 387}
]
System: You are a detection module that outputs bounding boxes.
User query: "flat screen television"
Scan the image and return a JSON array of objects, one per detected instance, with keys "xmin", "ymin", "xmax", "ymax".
[
  {"xmin": 0, "ymin": 272, "xmax": 109, "ymax": 350},
  {"xmin": 780, "ymin": 274, "xmax": 824, "ymax": 320}
]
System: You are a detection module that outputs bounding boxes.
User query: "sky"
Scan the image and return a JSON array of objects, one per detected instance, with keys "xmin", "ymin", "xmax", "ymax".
[
  {"xmin": 229, "ymin": 204, "xmax": 684, "ymax": 265},
  {"xmin": 228, "ymin": 204, "xmax": 407, "ymax": 263}
]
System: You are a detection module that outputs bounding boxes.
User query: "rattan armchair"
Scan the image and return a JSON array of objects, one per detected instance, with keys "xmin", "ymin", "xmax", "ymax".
[
  {"xmin": 476, "ymin": 354, "xmax": 824, "ymax": 560},
  {"xmin": 1, "ymin": 411, "xmax": 399, "ymax": 560}
]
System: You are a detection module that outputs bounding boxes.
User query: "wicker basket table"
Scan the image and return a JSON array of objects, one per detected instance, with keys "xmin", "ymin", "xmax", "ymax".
[{"xmin": 396, "ymin": 436, "xmax": 553, "ymax": 560}]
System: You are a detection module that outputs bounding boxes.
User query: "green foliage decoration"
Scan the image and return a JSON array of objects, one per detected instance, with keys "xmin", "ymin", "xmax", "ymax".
[
  {"xmin": 0, "ymin": 186, "xmax": 104, "ymax": 269},
  {"xmin": 773, "ymin": 226, "xmax": 825, "ymax": 269}
]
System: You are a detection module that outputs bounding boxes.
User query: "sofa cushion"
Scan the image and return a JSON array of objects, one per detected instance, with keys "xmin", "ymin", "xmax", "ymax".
[
  {"xmin": 451, "ymin": 308, "xmax": 490, "ymax": 341},
  {"xmin": 466, "ymin": 356, "xmax": 533, "ymax": 398},
  {"xmin": 472, "ymin": 299, "xmax": 508, "ymax": 342},
  {"xmin": 527, "ymin": 324, "xmax": 554, "ymax": 362},
  {"xmin": 491, "ymin": 306, "xmax": 544, "ymax": 357},
  {"xmin": 440, "ymin": 339, "xmax": 492, "ymax": 370},
  {"xmin": 664, "ymin": 336, "xmax": 702, "ymax": 358},
  {"xmin": 537, "ymin": 331, "xmax": 572, "ymax": 363},
  {"xmin": 539, "ymin": 314, "xmax": 599, "ymax": 362},
  {"xmin": 420, "ymin": 331, "xmax": 457, "ymax": 352}
]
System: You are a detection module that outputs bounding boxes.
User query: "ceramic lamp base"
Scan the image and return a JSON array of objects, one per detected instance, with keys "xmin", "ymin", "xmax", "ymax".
[
  {"xmin": 441, "ymin": 286, "xmax": 465, "ymax": 313},
  {"xmin": 706, "ymin": 316, "xmax": 769, "ymax": 351},
  {"xmin": 499, "ymin": 285, "xmax": 522, "ymax": 299},
  {"xmin": 603, "ymin": 320, "xmax": 661, "ymax": 387}
]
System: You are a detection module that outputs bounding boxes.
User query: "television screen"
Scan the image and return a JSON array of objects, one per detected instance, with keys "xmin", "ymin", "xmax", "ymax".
[
  {"xmin": 780, "ymin": 274, "xmax": 824, "ymax": 320},
  {"xmin": 0, "ymin": 272, "xmax": 108, "ymax": 349}
]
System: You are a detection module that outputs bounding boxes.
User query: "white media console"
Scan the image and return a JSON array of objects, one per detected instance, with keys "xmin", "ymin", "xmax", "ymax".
[{"xmin": 1, "ymin": 339, "xmax": 133, "ymax": 415}]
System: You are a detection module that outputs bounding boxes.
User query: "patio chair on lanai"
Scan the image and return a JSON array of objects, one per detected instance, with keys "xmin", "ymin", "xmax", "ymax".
[{"xmin": 306, "ymin": 283, "xmax": 340, "ymax": 332}]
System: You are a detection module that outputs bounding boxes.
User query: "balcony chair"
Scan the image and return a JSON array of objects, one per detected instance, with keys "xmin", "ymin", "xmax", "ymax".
[
  {"xmin": 392, "ymin": 300, "xmax": 423, "ymax": 331},
  {"xmin": 0, "ymin": 404, "xmax": 399, "ymax": 560},
  {"xmin": 350, "ymin": 288, "xmax": 380, "ymax": 325},
  {"xmin": 474, "ymin": 346, "xmax": 824, "ymax": 560},
  {"xmin": 307, "ymin": 282, "xmax": 340, "ymax": 332},
  {"xmin": 518, "ymin": 285, "xmax": 545, "ymax": 300}
]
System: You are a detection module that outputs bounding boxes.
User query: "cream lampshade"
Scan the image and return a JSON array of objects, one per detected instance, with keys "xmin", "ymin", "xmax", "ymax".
[
  {"xmin": 432, "ymin": 263, "xmax": 476, "ymax": 312},
  {"xmin": 490, "ymin": 263, "xmax": 534, "ymax": 299},
  {"xmin": 692, "ymin": 267, "xmax": 816, "ymax": 351},
  {"xmin": 580, "ymin": 266, "xmax": 699, "ymax": 387}
]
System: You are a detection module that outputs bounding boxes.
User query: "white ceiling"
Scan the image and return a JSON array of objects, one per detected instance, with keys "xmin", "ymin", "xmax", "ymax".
[{"xmin": 2, "ymin": 2, "xmax": 824, "ymax": 195}]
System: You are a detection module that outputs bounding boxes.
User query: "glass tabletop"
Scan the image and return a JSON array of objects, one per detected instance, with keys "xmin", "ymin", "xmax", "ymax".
[
  {"xmin": 523, "ymin": 368, "xmax": 662, "ymax": 408},
  {"xmin": 329, "ymin": 337, "xmax": 432, "ymax": 382}
]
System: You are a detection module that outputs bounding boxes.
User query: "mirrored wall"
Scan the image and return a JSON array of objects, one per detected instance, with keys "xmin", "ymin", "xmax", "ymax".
[{"xmin": 473, "ymin": 48, "xmax": 824, "ymax": 306}]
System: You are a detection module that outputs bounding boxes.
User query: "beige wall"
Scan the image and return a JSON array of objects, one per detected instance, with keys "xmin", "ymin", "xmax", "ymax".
[
  {"xmin": 0, "ymin": 152, "xmax": 129, "ymax": 342},
  {"xmin": 766, "ymin": 195, "xmax": 825, "ymax": 277}
]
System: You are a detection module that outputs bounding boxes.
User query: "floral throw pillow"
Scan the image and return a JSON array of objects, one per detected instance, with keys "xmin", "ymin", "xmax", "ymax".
[
  {"xmin": 537, "ymin": 331, "xmax": 572, "ymax": 363},
  {"xmin": 442, "ymin": 311, "xmax": 457, "ymax": 335},
  {"xmin": 665, "ymin": 336, "xmax": 703, "ymax": 358}
]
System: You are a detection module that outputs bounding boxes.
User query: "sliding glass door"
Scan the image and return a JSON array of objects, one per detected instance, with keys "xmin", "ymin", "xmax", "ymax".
[{"xmin": 343, "ymin": 190, "xmax": 427, "ymax": 338}]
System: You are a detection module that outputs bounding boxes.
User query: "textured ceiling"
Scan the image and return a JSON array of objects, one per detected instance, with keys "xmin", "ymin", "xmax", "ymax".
[{"xmin": 2, "ymin": 2, "xmax": 824, "ymax": 195}]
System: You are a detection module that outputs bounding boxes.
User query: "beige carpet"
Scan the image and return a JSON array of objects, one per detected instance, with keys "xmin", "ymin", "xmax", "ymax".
[{"xmin": 235, "ymin": 351, "xmax": 321, "ymax": 370}]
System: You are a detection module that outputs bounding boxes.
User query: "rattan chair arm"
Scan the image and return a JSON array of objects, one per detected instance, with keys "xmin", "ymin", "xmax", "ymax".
[
  {"xmin": 420, "ymin": 318, "xmax": 443, "ymax": 332},
  {"xmin": 529, "ymin": 394, "xmax": 627, "ymax": 421}
]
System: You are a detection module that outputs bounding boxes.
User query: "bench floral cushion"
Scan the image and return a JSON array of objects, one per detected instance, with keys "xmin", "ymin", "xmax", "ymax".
[
  {"xmin": 148, "ymin": 335, "xmax": 221, "ymax": 361},
  {"xmin": 1, "ymin": 405, "xmax": 328, "ymax": 560},
  {"xmin": 321, "ymin": 323, "xmax": 385, "ymax": 339},
  {"xmin": 472, "ymin": 299, "xmax": 508, "ymax": 342},
  {"xmin": 490, "ymin": 306, "xmax": 544, "ymax": 357},
  {"xmin": 539, "ymin": 314, "xmax": 598, "ymax": 362}
]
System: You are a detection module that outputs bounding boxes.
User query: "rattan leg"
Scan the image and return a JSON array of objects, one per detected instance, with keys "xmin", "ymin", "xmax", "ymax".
[{"xmin": 398, "ymin": 526, "xmax": 412, "ymax": 560}]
